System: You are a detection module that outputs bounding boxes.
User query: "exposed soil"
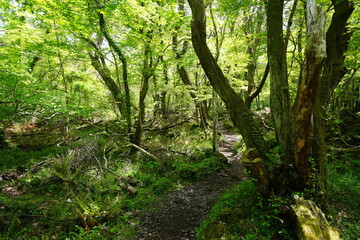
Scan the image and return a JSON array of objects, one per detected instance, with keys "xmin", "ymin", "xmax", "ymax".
[{"xmin": 137, "ymin": 129, "xmax": 247, "ymax": 240}]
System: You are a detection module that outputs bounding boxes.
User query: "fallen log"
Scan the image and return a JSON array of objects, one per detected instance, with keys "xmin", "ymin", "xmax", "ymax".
[{"xmin": 291, "ymin": 195, "xmax": 341, "ymax": 240}]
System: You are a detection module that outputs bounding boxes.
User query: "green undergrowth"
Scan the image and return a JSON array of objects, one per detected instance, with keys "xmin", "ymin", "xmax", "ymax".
[
  {"xmin": 327, "ymin": 152, "xmax": 360, "ymax": 240},
  {"xmin": 196, "ymin": 150, "xmax": 359, "ymax": 240},
  {"xmin": 196, "ymin": 181, "xmax": 294, "ymax": 240},
  {"xmin": 0, "ymin": 121, "xmax": 227, "ymax": 239},
  {"xmin": 0, "ymin": 146, "xmax": 65, "ymax": 171}
]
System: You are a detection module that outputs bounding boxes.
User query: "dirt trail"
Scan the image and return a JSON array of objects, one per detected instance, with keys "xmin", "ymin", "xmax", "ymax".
[{"xmin": 137, "ymin": 130, "xmax": 247, "ymax": 240}]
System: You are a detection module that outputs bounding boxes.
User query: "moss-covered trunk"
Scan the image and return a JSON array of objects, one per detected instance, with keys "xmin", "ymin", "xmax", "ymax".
[
  {"xmin": 293, "ymin": 0, "xmax": 326, "ymax": 190},
  {"xmin": 313, "ymin": 0, "xmax": 354, "ymax": 200}
]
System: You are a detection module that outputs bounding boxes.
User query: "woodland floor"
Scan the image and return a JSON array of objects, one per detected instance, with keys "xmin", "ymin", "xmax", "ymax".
[{"xmin": 137, "ymin": 128, "xmax": 247, "ymax": 240}]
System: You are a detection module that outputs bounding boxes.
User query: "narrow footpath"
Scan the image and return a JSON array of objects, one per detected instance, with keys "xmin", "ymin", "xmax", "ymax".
[{"xmin": 137, "ymin": 129, "xmax": 247, "ymax": 240}]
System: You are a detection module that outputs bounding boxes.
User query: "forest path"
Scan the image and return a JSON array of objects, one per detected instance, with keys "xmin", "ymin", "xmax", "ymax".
[{"xmin": 137, "ymin": 128, "xmax": 247, "ymax": 240}]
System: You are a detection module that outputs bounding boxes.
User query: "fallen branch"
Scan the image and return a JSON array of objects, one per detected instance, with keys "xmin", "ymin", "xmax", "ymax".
[
  {"xmin": 126, "ymin": 143, "xmax": 160, "ymax": 161},
  {"xmin": 329, "ymin": 147, "xmax": 360, "ymax": 153},
  {"xmin": 159, "ymin": 146, "xmax": 189, "ymax": 156}
]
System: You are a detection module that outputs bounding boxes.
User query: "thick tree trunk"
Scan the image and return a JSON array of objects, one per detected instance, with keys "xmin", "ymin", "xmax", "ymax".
[
  {"xmin": 187, "ymin": 0, "xmax": 268, "ymax": 158},
  {"xmin": 267, "ymin": 0, "xmax": 294, "ymax": 165},
  {"xmin": 293, "ymin": 0, "xmax": 326, "ymax": 190},
  {"xmin": 313, "ymin": 0, "xmax": 354, "ymax": 199}
]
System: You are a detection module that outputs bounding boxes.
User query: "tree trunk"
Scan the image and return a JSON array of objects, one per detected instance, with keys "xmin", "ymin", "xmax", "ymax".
[
  {"xmin": 132, "ymin": 43, "xmax": 152, "ymax": 147},
  {"xmin": 187, "ymin": 0, "xmax": 268, "ymax": 158},
  {"xmin": 160, "ymin": 56, "xmax": 169, "ymax": 118},
  {"xmin": 293, "ymin": 0, "xmax": 326, "ymax": 190},
  {"xmin": 187, "ymin": 0, "xmax": 270, "ymax": 196},
  {"xmin": 212, "ymin": 89, "xmax": 219, "ymax": 152},
  {"xmin": 98, "ymin": 11, "xmax": 132, "ymax": 134},
  {"xmin": 313, "ymin": 0, "xmax": 354, "ymax": 200},
  {"xmin": 246, "ymin": 63, "xmax": 269, "ymax": 108},
  {"xmin": 267, "ymin": 0, "xmax": 294, "ymax": 165},
  {"xmin": 88, "ymin": 48, "xmax": 125, "ymax": 116}
]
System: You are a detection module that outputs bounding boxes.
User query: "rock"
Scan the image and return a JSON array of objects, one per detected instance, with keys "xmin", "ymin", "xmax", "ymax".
[
  {"xmin": 291, "ymin": 195, "xmax": 341, "ymax": 240},
  {"xmin": 127, "ymin": 176, "xmax": 140, "ymax": 185},
  {"xmin": 127, "ymin": 185, "xmax": 138, "ymax": 195}
]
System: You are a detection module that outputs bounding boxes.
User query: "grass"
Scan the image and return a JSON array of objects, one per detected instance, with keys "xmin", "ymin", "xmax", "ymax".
[
  {"xmin": 327, "ymin": 152, "xmax": 360, "ymax": 240},
  {"xmin": 196, "ymin": 181, "xmax": 294, "ymax": 240},
  {"xmin": 0, "ymin": 146, "xmax": 64, "ymax": 171}
]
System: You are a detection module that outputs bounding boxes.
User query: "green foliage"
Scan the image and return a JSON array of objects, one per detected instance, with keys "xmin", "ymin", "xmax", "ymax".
[
  {"xmin": 266, "ymin": 145, "xmax": 282, "ymax": 170},
  {"xmin": 175, "ymin": 151, "xmax": 227, "ymax": 181},
  {"xmin": 149, "ymin": 177, "xmax": 174, "ymax": 195},
  {"xmin": 196, "ymin": 181, "xmax": 293, "ymax": 240},
  {"xmin": 0, "ymin": 146, "xmax": 62, "ymax": 171},
  {"xmin": 327, "ymin": 154, "xmax": 360, "ymax": 240}
]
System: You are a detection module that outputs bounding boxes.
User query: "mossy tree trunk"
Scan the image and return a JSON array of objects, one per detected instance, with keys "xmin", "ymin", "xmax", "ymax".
[
  {"xmin": 87, "ymin": 40, "xmax": 126, "ymax": 117},
  {"xmin": 98, "ymin": 10, "xmax": 132, "ymax": 134},
  {"xmin": 293, "ymin": 0, "xmax": 326, "ymax": 190},
  {"xmin": 313, "ymin": 0, "xmax": 354, "ymax": 200},
  {"xmin": 187, "ymin": 0, "xmax": 268, "ymax": 157},
  {"xmin": 188, "ymin": 0, "xmax": 270, "ymax": 196}
]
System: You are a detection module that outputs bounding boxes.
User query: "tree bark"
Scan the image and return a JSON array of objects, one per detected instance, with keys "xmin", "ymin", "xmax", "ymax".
[
  {"xmin": 293, "ymin": 0, "xmax": 326, "ymax": 190},
  {"xmin": 313, "ymin": 0, "xmax": 354, "ymax": 200},
  {"xmin": 267, "ymin": 0, "xmax": 294, "ymax": 165},
  {"xmin": 187, "ymin": 0, "xmax": 268, "ymax": 158}
]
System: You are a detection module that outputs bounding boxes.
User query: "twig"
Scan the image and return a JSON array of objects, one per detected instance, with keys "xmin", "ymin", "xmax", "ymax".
[{"xmin": 329, "ymin": 147, "xmax": 360, "ymax": 153}]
